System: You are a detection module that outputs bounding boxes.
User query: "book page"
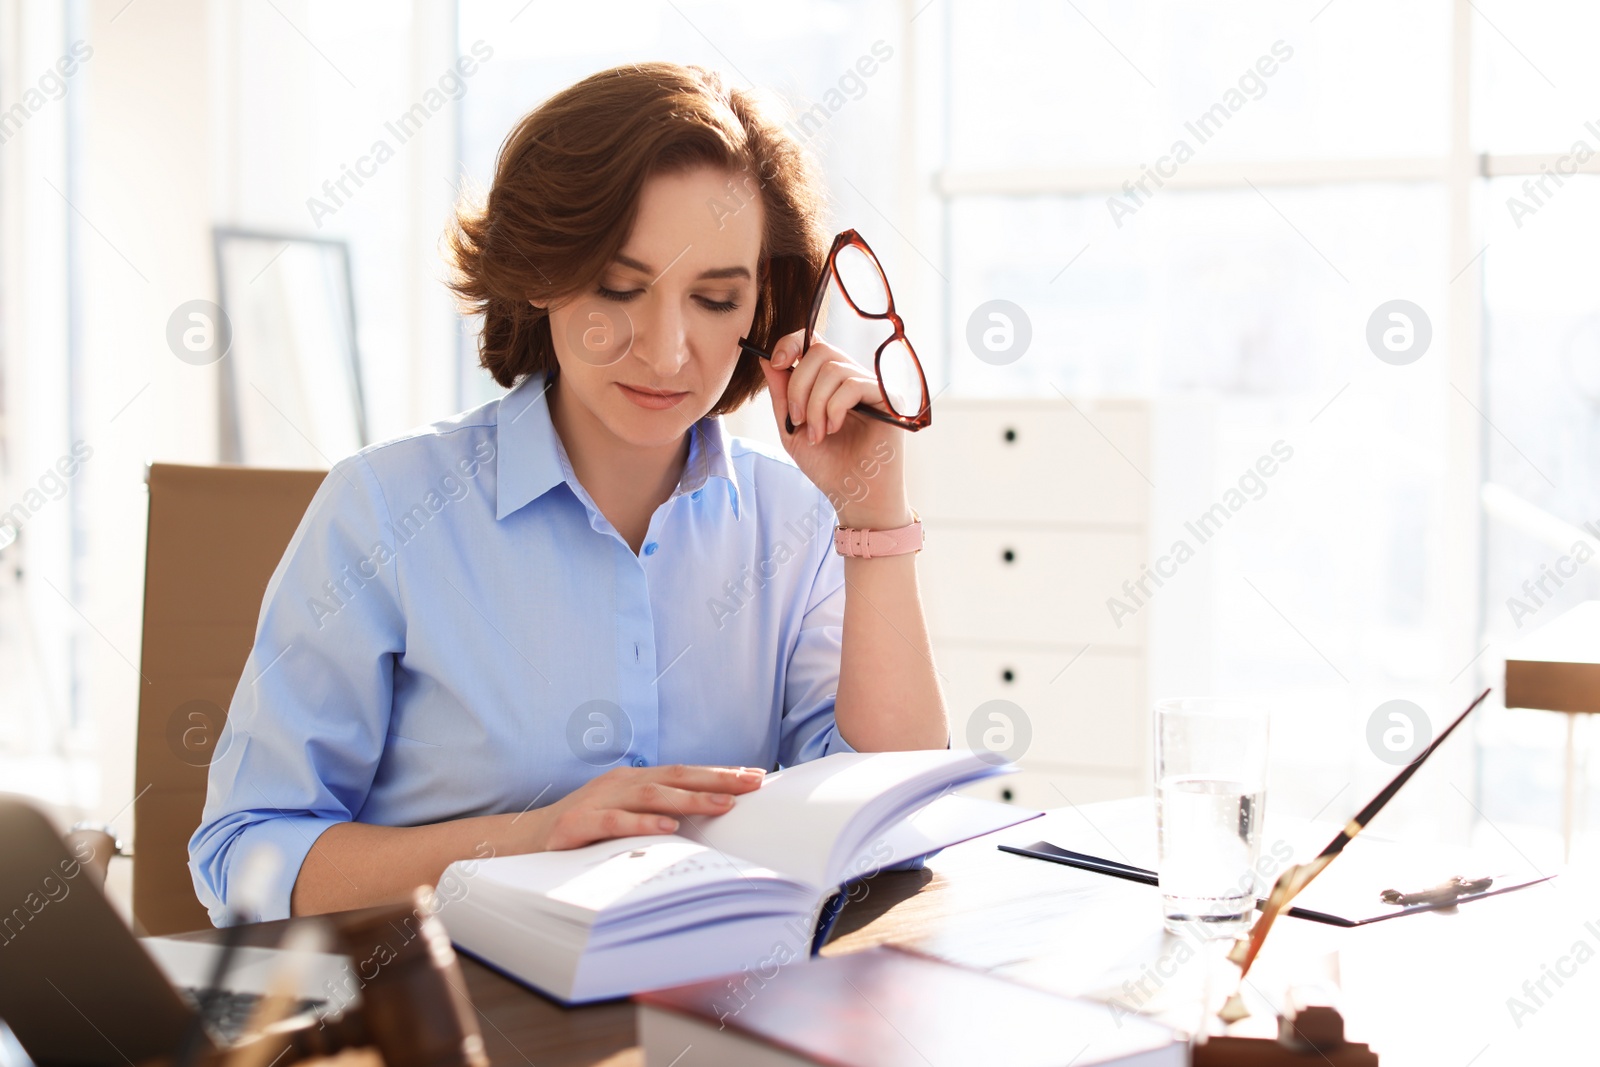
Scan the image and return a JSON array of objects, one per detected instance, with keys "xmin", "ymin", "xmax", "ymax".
[
  {"xmin": 678, "ymin": 750, "xmax": 1005, "ymax": 888},
  {"xmin": 458, "ymin": 835, "xmax": 802, "ymax": 926},
  {"xmin": 852, "ymin": 794, "xmax": 1044, "ymax": 875}
]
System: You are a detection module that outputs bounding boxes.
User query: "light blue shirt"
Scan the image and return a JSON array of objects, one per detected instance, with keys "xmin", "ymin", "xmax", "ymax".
[{"xmin": 189, "ymin": 370, "xmax": 942, "ymax": 926}]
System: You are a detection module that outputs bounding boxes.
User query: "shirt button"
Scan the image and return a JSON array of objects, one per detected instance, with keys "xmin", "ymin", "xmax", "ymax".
[
  {"xmin": 631, "ymin": 756, "xmax": 649, "ymax": 767},
  {"xmin": 691, "ymin": 489, "xmax": 703, "ymax": 501},
  {"xmin": 643, "ymin": 542, "xmax": 658, "ymax": 555}
]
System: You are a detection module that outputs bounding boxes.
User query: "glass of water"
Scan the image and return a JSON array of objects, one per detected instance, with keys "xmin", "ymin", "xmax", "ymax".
[{"xmin": 1153, "ymin": 697, "xmax": 1269, "ymax": 937}]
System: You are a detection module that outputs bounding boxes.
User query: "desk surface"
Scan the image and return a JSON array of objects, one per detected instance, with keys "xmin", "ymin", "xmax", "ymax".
[{"xmin": 178, "ymin": 800, "xmax": 1593, "ymax": 1066}]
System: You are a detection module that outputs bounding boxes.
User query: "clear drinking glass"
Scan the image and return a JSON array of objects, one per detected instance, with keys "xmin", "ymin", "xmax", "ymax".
[{"xmin": 1153, "ymin": 697, "xmax": 1270, "ymax": 938}]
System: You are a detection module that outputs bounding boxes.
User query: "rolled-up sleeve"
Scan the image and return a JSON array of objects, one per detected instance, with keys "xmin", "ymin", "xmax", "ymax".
[{"xmin": 188, "ymin": 455, "xmax": 405, "ymax": 925}]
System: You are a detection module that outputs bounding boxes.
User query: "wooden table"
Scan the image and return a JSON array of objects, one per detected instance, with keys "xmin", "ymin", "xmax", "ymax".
[
  {"xmin": 1504, "ymin": 599, "xmax": 1600, "ymax": 859},
  {"xmin": 177, "ymin": 800, "xmax": 1594, "ymax": 1066}
]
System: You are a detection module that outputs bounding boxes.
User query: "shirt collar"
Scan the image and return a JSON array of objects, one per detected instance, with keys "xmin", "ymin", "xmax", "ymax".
[{"xmin": 495, "ymin": 370, "xmax": 743, "ymax": 522}]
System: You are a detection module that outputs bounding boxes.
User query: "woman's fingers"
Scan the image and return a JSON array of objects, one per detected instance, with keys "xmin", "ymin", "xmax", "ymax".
[
  {"xmin": 817, "ymin": 368, "xmax": 881, "ymax": 437},
  {"xmin": 781, "ymin": 336, "xmax": 832, "ymax": 428},
  {"xmin": 770, "ymin": 329, "xmax": 805, "ymax": 371},
  {"xmin": 630, "ymin": 779, "xmax": 740, "ymax": 817},
  {"xmin": 629, "ymin": 764, "xmax": 765, "ymax": 817},
  {"xmin": 653, "ymin": 762, "xmax": 767, "ymax": 794},
  {"xmin": 802, "ymin": 359, "xmax": 841, "ymax": 438},
  {"xmin": 543, "ymin": 764, "xmax": 767, "ymax": 851},
  {"xmin": 545, "ymin": 807, "xmax": 680, "ymax": 851},
  {"xmin": 805, "ymin": 362, "xmax": 877, "ymax": 444},
  {"xmin": 777, "ymin": 338, "xmax": 879, "ymax": 443}
]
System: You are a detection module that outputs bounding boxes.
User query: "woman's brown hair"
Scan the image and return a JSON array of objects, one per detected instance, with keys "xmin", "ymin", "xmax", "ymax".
[{"xmin": 447, "ymin": 62, "xmax": 830, "ymax": 417}]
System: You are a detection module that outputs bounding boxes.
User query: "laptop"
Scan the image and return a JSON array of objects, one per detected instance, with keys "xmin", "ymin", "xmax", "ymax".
[{"xmin": 0, "ymin": 793, "xmax": 344, "ymax": 1066}]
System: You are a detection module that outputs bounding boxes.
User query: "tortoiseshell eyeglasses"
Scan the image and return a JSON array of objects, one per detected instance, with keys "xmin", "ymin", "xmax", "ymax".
[{"xmin": 739, "ymin": 228, "xmax": 932, "ymax": 434}]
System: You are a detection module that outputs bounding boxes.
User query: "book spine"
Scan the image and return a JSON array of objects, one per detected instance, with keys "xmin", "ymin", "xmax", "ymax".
[{"xmin": 809, "ymin": 888, "xmax": 849, "ymax": 956}]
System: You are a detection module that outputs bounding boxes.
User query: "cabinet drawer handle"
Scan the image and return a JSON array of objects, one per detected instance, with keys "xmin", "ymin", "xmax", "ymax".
[
  {"xmin": 1001, "ymin": 667, "xmax": 1015, "ymax": 683},
  {"xmin": 1003, "ymin": 427, "xmax": 1017, "ymax": 444},
  {"xmin": 1001, "ymin": 547, "xmax": 1016, "ymax": 564}
]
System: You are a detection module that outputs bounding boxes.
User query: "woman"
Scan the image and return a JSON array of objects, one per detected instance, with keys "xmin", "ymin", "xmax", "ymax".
[{"xmin": 189, "ymin": 62, "xmax": 948, "ymax": 924}]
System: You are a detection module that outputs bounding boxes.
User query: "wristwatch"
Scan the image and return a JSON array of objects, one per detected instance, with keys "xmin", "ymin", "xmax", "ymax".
[{"xmin": 833, "ymin": 509, "xmax": 923, "ymax": 558}]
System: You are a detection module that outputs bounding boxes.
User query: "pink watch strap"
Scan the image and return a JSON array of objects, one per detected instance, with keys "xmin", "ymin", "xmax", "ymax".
[{"xmin": 833, "ymin": 512, "xmax": 923, "ymax": 558}]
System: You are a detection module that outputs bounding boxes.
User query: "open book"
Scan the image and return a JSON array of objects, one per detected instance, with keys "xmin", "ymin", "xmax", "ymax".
[{"xmin": 435, "ymin": 750, "xmax": 1041, "ymax": 1003}]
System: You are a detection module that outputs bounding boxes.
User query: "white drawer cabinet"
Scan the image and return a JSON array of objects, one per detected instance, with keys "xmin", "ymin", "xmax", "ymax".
[
  {"xmin": 920, "ymin": 527, "xmax": 1147, "ymax": 648},
  {"xmin": 957, "ymin": 766, "xmax": 1145, "ymax": 808},
  {"xmin": 911, "ymin": 396, "xmax": 1154, "ymax": 809},
  {"xmin": 904, "ymin": 399, "xmax": 1149, "ymax": 526},
  {"xmin": 939, "ymin": 645, "xmax": 1146, "ymax": 772}
]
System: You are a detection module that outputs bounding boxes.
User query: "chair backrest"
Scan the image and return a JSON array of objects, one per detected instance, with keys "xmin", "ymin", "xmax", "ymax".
[{"xmin": 133, "ymin": 462, "xmax": 326, "ymax": 935}]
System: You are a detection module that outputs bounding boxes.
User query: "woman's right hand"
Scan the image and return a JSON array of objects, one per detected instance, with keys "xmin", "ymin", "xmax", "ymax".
[{"xmin": 529, "ymin": 763, "xmax": 768, "ymax": 852}]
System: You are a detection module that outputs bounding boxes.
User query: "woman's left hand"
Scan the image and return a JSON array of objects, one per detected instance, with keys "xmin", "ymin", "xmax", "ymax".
[{"xmin": 756, "ymin": 328, "xmax": 913, "ymax": 529}]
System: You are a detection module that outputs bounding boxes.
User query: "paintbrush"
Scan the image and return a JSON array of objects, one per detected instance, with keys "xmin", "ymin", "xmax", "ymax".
[{"xmin": 1217, "ymin": 686, "xmax": 1493, "ymax": 1023}]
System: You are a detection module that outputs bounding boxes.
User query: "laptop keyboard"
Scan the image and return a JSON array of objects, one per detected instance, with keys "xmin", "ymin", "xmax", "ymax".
[{"xmin": 179, "ymin": 987, "xmax": 328, "ymax": 1045}]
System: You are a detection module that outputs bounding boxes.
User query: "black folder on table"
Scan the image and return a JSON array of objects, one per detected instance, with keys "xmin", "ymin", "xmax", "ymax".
[{"xmin": 999, "ymin": 839, "xmax": 1555, "ymax": 927}]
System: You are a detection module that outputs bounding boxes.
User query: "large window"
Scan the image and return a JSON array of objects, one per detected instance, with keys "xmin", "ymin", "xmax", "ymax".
[{"xmin": 935, "ymin": 0, "xmax": 1598, "ymax": 854}]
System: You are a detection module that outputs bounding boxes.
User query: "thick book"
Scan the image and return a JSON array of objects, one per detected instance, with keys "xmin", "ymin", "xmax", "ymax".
[
  {"xmin": 436, "ymin": 751, "xmax": 1041, "ymax": 1003},
  {"xmin": 635, "ymin": 943, "xmax": 1184, "ymax": 1066}
]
